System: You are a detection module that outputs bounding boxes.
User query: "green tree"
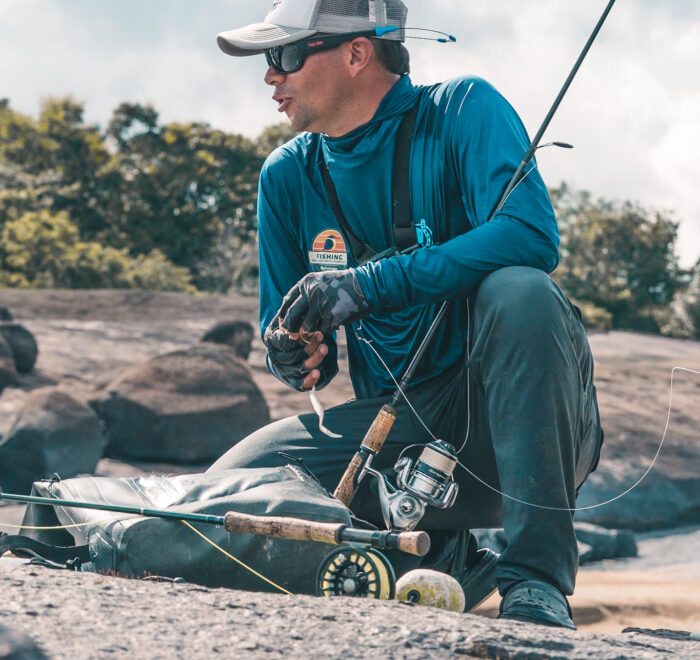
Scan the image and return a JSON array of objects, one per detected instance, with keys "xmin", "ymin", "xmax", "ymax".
[
  {"xmin": 551, "ymin": 184, "xmax": 687, "ymax": 333},
  {"xmin": 684, "ymin": 259, "xmax": 700, "ymax": 339},
  {"xmin": 0, "ymin": 210, "xmax": 194, "ymax": 291},
  {"xmin": 98, "ymin": 104, "xmax": 264, "ymax": 288},
  {"xmin": 255, "ymin": 123, "xmax": 299, "ymax": 158}
]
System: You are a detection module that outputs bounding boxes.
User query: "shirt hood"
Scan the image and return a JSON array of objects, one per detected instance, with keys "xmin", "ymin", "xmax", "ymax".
[{"xmin": 321, "ymin": 75, "xmax": 422, "ymax": 166}]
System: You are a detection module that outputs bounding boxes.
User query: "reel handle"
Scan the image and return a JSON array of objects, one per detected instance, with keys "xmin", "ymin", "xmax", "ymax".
[
  {"xmin": 333, "ymin": 403, "xmax": 397, "ymax": 506},
  {"xmin": 223, "ymin": 510, "xmax": 430, "ymax": 556}
]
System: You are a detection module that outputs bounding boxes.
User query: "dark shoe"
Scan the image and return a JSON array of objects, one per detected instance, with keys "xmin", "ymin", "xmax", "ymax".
[
  {"xmin": 460, "ymin": 548, "xmax": 499, "ymax": 611},
  {"xmin": 498, "ymin": 580, "xmax": 576, "ymax": 630}
]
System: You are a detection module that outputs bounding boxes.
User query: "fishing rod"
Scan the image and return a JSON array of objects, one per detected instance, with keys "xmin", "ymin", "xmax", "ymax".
[
  {"xmin": 0, "ymin": 490, "xmax": 430, "ymax": 557},
  {"xmin": 334, "ymin": 0, "xmax": 617, "ymax": 510}
]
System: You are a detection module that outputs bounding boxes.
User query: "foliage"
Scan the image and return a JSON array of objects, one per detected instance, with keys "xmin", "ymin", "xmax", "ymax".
[
  {"xmin": 0, "ymin": 210, "xmax": 195, "ymax": 291},
  {"xmin": 2, "ymin": 92, "xmax": 697, "ymax": 338},
  {"xmin": 683, "ymin": 260, "xmax": 700, "ymax": 339},
  {"xmin": 0, "ymin": 98, "xmax": 270, "ymax": 291},
  {"xmin": 254, "ymin": 123, "xmax": 299, "ymax": 158},
  {"xmin": 551, "ymin": 183, "xmax": 688, "ymax": 334},
  {"xmin": 570, "ymin": 299, "xmax": 613, "ymax": 332}
]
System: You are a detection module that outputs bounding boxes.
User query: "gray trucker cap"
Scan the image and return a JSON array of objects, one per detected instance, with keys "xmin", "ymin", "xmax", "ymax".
[{"xmin": 217, "ymin": 0, "xmax": 408, "ymax": 57}]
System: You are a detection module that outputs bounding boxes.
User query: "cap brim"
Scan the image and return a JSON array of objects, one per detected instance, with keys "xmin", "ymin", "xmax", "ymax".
[{"xmin": 217, "ymin": 22, "xmax": 317, "ymax": 57}]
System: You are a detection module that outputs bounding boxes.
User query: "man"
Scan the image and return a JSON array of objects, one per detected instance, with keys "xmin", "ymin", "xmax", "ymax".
[{"xmin": 212, "ymin": 0, "xmax": 603, "ymax": 630}]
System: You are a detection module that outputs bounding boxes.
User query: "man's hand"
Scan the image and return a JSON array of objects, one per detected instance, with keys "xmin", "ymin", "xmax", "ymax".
[
  {"xmin": 279, "ymin": 269, "xmax": 371, "ymax": 336},
  {"xmin": 263, "ymin": 318, "xmax": 337, "ymax": 391}
]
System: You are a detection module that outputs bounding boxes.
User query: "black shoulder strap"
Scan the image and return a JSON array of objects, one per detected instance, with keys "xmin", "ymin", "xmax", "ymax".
[
  {"xmin": 319, "ymin": 101, "xmax": 420, "ymax": 265},
  {"xmin": 391, "ymin": 101, "xmax": 420, "ymax": 252}
]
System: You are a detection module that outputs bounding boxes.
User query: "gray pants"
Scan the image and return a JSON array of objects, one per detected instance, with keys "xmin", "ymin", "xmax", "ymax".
[{"xmin": 209, "ymin": 267, "xmax": 603, "ymax": 596}]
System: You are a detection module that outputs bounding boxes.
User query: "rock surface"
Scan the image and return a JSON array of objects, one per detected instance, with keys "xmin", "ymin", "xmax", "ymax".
[
  {"xmin": 0, "ymin": 388, "xmax": 105, "ymax": 494},
  {"xmin": 475, "ymin": 523, "xmax": 637, "ymax": 565},
  {"xmin": 91, "ymin": 344, "xmax": 270, "ymax": 463},
  {"xmin": 0, "ymin": 559, "xmax": 697, "ymax": 660},
  {"xmin": 0, "ymin": 622, "xmax": 46, "ymax": 659},
  {"xmin": 0, "ymin": 323, "xmax": 38, "ymax": 374},
  {"xmin": 577, "ymin": 332, "xmax": 700, "ymax": 530},
  {"xmin": 0, "ymin": 293, "xmax": 698, "ymax": 530},
  {"xmin": 574, "ymin": 522, "xmax": 637, "ymax": 563}
]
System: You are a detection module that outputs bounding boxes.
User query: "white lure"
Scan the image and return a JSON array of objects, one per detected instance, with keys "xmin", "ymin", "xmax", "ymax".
[{"xmin": 310, "ymin": 386, "xmax": 342, "ymax": 438}]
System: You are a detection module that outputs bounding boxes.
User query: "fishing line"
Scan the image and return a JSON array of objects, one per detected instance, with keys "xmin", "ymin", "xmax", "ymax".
[
  {"xmin": 181, "ymin": 520, "xmax": 293, "ymax": 596},
  {"xmin": 353, "ymin": 322, "xmax": 438, "ymax": 443},
  {"xmin": 0, "ymin": 517, "xmax": 132, "ymax": 531},
  {"xmin": 353, "ymin": 321, "xmax": 698, "ymax": 513}
]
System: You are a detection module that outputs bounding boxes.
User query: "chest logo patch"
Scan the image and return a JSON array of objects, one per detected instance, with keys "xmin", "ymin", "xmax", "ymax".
[{"xmin": 309, "ymin": 229, "xmax": 348, "ymax": 271}]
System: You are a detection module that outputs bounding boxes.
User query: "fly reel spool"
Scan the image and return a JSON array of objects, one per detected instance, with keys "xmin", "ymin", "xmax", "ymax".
[{"xmin": 316, "ymin": 547, "xmax": 396, "ymax": 600}]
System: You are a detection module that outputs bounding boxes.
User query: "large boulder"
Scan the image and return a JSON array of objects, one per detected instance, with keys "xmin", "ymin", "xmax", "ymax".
[
  {"xmin": 0, "ymin": 388, "xmax": 105, "ymax": 494},
  {"xmin": 474, "ymin": 522, "xmax": 637, "ymax": 566},
  {"xmin": 0, "ymin": 624, "xmax": 46, "ymax": 659},
  {"xmin": 201, "ymin": 320, "xmax": 254, "ymax": 361},
  {"xmin": 0, "ymin": 323, "xmax": 38, "ymax": 373},
  {"xmin": 574, "ymin": 522, "xmax": 637, "ymax": 563},
  {"xmin": 0, "ymin": 334, "xmax": 17, "ymax": 392},
  {"xmin": 575, "ymin": 456, "xmax": 700, "ymax": 530},
  {"xmin": 91, "ymin": 344, "xmax": 270, "ymax": 463}
]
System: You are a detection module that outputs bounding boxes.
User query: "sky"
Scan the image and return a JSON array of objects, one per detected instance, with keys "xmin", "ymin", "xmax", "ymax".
[{"xmin": 1, "ymin": 0, "xmax": 698, "ymax": 266}]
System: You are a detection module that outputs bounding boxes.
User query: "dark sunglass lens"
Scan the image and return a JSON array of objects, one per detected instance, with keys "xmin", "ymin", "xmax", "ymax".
[
  {"xmin": 266, "ymin": 47, "xmax": 283, "ymax": 71},
  {"xmin": 280, "ymin": 43, "xmax": 304, "ymax": 73}
]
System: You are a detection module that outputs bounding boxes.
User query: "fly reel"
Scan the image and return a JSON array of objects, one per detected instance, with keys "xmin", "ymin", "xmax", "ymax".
[{"xmin": 316, "ymin": 547, "xmax": 396, "ymax": 600}]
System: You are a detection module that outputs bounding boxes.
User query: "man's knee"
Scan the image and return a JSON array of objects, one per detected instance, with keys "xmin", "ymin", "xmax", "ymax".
[{"xmin": 474, "ymin": 267, "xmax": 566, "ymax": 328}]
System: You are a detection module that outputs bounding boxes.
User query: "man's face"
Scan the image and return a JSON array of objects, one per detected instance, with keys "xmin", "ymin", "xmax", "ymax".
[{"xmin": 264, "ymin": 45, "xmax": 351, "ymax": 134}]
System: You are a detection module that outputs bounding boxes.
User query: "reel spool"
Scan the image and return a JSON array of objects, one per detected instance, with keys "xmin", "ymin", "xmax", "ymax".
[
  {"xmin": 316, "ymin": 547, "xmax": 396, "ymax": 600},
  {"xmin": 396, "ymin": 569, "xmax": 465, "ymax": 612},
  {"xmin": 395, "ymin": 440, "xmax": 459, "ymax": 510}
]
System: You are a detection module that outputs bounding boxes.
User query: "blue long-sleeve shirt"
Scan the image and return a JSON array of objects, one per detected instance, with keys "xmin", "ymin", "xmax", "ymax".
[{"xmin": 257, "ymin": 75, "xmax": 558, "ymax": 399}]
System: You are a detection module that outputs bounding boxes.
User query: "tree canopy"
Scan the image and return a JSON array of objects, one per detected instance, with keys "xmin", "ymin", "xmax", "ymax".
[
  {"xmin": 1, "ymin": 97, "xmax": 697, "ymax": 338},
  {"xmin": 0, "ymin": 98, "xmax": 294, "ymax": 292}
]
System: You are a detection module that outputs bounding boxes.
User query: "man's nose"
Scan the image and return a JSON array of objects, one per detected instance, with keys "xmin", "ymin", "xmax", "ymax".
[{"xmin": 264, "ymin": 66, "xmax": 286, "ymax": 86}]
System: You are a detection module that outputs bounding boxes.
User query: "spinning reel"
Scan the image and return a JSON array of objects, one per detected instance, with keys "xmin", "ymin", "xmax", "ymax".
[{"xmin": 365, "ymin": 439, "xmax": 459, "ymax": 531}]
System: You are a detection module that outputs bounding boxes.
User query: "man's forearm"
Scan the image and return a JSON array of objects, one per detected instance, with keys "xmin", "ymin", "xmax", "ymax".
[{"xmin": 354, "ymin": 212, "xmax": 559, "ymax": 312}]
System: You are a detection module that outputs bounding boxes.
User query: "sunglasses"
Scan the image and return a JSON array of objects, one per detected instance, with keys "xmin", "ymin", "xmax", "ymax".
[{"xmin": 265, "ymin": 29, "xmax": 395, "ymax": 74}]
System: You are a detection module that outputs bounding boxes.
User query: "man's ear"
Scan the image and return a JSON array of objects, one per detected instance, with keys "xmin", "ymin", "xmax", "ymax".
[{"xmin": 346, "ymin": 37, "xmax": 374, "ymax": 77}]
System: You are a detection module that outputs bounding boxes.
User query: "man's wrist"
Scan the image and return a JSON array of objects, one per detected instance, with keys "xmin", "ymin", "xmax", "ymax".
[{"xmin": 354, "ymin": 258, "xmax": 409, "ymax": 313}]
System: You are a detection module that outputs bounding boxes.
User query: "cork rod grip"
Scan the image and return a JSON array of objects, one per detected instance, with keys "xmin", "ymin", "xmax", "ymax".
[
  {"xmin": 223, "ymin": 511, "xmax": 342, "ymax": 545},
  {"xmin": 360, "ymin": 404, "xmax": 397, "ymax": 453},
  {"xmin": 333, "ymin": 453, "xmax": 365, "ymax": 507},
  {"xmin": 396, "ymin": 531, "xmax": 431, "ymax": 556},
  {"xmin": 333, "ymin": 404, "xmax": 398, "ymax": 506}
]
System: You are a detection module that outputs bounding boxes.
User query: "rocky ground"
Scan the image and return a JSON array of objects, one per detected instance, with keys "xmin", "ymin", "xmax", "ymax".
[
  {"xmin": 1, "ymin": 557, "xmax": 699, "ymax": 660},
  {"xmin": 1, "ymin": 289, "xmax": 700, "ymax": 657}
]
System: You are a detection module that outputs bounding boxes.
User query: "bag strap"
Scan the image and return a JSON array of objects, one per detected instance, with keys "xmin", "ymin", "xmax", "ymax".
[
  {"xmin": 319, "ymin": 101, "xmax": 420, "ymax": 266},
  {"xmin": 0, "ymin": 532, "xmax": 90, "ymax": 565}
]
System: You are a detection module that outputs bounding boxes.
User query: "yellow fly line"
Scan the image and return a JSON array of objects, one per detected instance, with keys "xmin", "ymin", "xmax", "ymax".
[
  {"xmin": 0, "ymin": 517, "xmax": 133, "ymax": 531},
  {"xmin": 1, "ymin": 514, "xmax": 294, "ymax": 597},
  {"xmin": 181, "ymin": 520, "xmax": 293, "ymax": 596}
]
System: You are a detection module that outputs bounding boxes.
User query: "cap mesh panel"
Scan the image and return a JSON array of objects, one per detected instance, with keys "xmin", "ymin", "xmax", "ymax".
[{"xmin": 312, "ymin": 0, "xmax": 407, "ymax": 40}]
